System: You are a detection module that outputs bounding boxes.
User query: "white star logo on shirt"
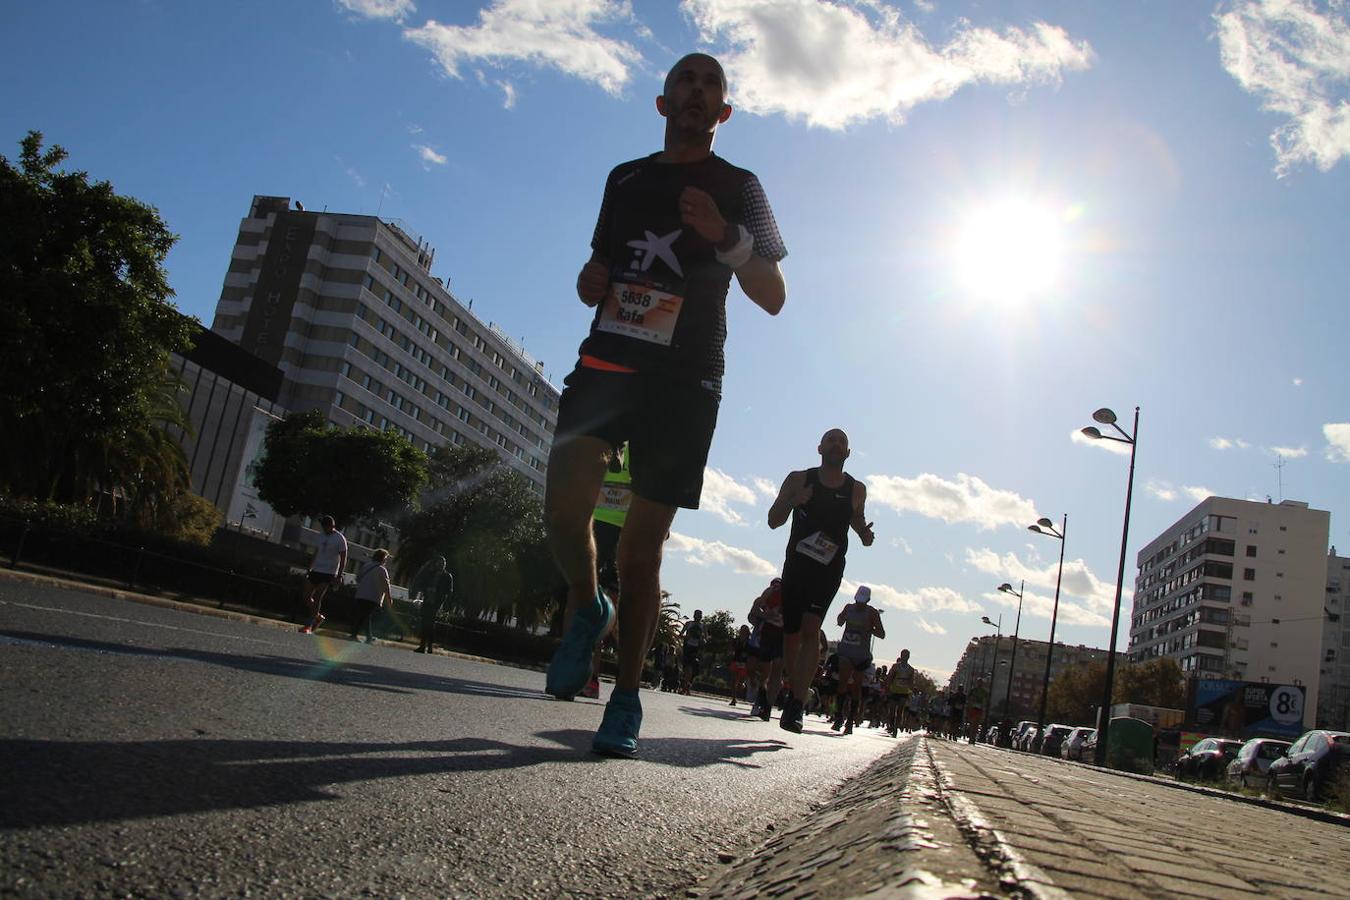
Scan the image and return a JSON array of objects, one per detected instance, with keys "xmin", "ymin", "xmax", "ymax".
[{"xmin": 627, "ymin": 229, "xmax": 683, "ymax": 277}]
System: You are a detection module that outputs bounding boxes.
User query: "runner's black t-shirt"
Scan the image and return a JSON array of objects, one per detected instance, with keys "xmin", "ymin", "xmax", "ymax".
[
  {"xmin": 580, "ymin": 153, "xmax": 787, "ymax": 391},
  {"xmin": 784, "ymin": 468, "xmax": 857, "ymax": 572}
]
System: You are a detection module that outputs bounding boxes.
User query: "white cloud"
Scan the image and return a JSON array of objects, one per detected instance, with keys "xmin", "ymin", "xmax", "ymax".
[
  {"xmin": 699, "ymin": 467, "xmax": 760, "ymax": 524},
  {"xmin": 963, "ymin": 547, "xmax": 1123, "ymax": 613},
  {"xmin": 866, "ymin": 472, "xmax": 1038, "ymax": 531},
  {"xmin": 1216, "ymin": 0, "xmax": 1350, "ymax": 175},
  {"xmin": 405, "ymin": 0, "xmax": 643, "ymax": 96},
  {"xmin": 841, "ymin": 578, "xmax": 983, "ymax": 615},
  {"xmin": 1071, "ymin": 428, "xmax": 1132, "ymax": 455},
  {"xmin": 1209, "ymin": 436, "xmax": 1235, "ymax": 450},
  {"xmin": 1293, "ymin": 377, "xmax": 1304, "ymax": 386},
  {"xmin": 338, "ymin": 0, "xmax": 416, "ymax": 22},
  {"xmin": 682, "ymin": 0, "xmax": 1093, "ymax": 129},
  {"xmin": 752, "ymin": 476, "xmax": 779, "ymax": 500},
  {"xmin": 407, "ymin": 123, "xmax": 424, "ymax": 135},
  {"xmin": 414, "ymin": 144, "xmax": 448, "ymax": 165},
  {"xmin": 983, "ymin": 587, "xmax": 1110, "ymax": 627},
  {"xmin": 498, "ymin": 80, "xmax": 518, "ymax": 108},
  {"xmin": 1146, "ymin": 479, "xmax": 1177, "ymax": 502},
  {"xmin": 891, "ymin": 536, "xmax": 914, "ymax": 554},
  {"xmin": 916, "ymin": 617, "xmax": 947, "ymax": 635},
  {"xmin": 1325, "ymin": 423, "xmax": 1350, "ymax": 462},
  {"xmin": 667, "ymin": 531, "xmax": 778, "ymax": 577},
  {"xmin": 1269, "ymin": 445, "xmax": 1308, "ymax": 458},
  {"xmin": 1183, "ymin": 485, "xmax": 1213, "ymax": 503}
]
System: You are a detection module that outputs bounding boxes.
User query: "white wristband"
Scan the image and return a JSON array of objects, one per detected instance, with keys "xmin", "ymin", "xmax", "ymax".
[{"xmin": 714, "ymin": 224, "xmax": 755, "ymax": 269}]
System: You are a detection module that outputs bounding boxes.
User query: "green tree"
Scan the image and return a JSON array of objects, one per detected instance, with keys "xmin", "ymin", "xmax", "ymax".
[
  {"xmin": 1046, "ymin": 661, "xmax": 1108, "ymax": 726},
  {"xmin": 0, "ymin": 130, "xmax": 195, "ymax": 502},
  {"xmin": 396, "ymin": 443, "xmax": 553, "ymax": 626},
  {"xmin": 253, "ymin": 410, "xmax": 429, "ymax": 528},
  {"xmin": 1116, "ymin": 657, "xmax": 1185, "ymax": 708}
]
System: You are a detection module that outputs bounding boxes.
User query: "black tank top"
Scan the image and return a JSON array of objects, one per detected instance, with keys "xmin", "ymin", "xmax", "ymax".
[{"xmin": 784, "ymin": 468, "xmax": 855, "ymax": 570}]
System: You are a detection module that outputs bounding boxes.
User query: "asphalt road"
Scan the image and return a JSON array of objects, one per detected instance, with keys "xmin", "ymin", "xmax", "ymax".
[{"xmin": 0, "ymin": 579, "xmax": 895, "ymax": 898}]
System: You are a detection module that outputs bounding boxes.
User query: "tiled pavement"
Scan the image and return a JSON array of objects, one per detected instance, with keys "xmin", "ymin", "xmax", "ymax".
[
  {"xmin": 928, "ymin": 739, "xmax": 1349, "ymax": 898},
  {"xmin": 698, "ymin": 734, "xmax": 1349, "ymax": 898}
]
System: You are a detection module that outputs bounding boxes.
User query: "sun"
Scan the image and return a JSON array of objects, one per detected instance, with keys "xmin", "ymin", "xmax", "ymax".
[{"xmin": 952, "ymin": 197, "xmax": 1066, "ymax": 304}]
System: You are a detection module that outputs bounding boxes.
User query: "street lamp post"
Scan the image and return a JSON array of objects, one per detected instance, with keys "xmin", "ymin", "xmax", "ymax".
[
  {"xmin": 1030, "ymin": 515, "xmax": 1067, "ymax": 745},
  {"xmin": 1081, "ymin": 406, "xmax": 1139, "ymax": 768},
  {"xmin": 997, "ymin": 581, "xmax": 1024, "ymax": 747},
  {"xmin": 980, "ymin": 613, "xmax": 1002, "ymax": 742}
]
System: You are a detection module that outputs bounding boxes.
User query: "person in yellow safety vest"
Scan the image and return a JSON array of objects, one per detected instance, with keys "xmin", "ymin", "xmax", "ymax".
[{"xmin": 580, "ymin": 445, "xmax": 632, "ymax": 699}]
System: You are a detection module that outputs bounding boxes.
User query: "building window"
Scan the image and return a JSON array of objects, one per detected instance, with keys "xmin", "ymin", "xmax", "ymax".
[
  {"xmin": 372, "ymin": 247, "xmax": 382, "ymax": 263},
  {"xmin": 1246, "ymin": 545, "xmax": 1257, "ymax": 557},
  {"xmin": 1243, "ymin": 568, "xmax": 1255, "ymax": 581}
]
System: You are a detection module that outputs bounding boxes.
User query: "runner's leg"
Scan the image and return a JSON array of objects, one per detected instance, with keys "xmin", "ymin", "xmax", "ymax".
[
  {"xmin": 543, "ymin": 436, "xmax": 611, "ymax": 629},
  {"xmin": 613, "ymin": 495, "xmax": 677, "ymax": 692}
]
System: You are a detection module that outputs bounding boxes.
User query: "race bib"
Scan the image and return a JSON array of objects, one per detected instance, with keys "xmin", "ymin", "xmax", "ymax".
[
  {"xmin": 596, "ymin": 484, "xmax": 631, "ymax": 515},
  {"xmin": 841, "ymin": 631, "xmax": 862, "ymax": 645},
  {"xmin": 596, "ymin": 281, "xmax": 684, "ymax": 346},
  {"xmin": 795, "ymin": 530, "xmax": 839, "ymax": 565}
]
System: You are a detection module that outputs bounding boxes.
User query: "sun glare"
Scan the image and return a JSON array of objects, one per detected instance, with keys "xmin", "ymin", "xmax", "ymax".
[{"xmin": 953, "ymin": 198, "xmax": 1066, "ymax": 304}]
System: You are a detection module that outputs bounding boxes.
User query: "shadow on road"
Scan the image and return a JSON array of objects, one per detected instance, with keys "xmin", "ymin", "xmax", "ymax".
[
  {"xmin": 0, "ymin": 628, "xmax": 544, "ymax": 701},
  {"xmin": 1, "ymin": 727, "xmax": 794, "ymax": 828}
]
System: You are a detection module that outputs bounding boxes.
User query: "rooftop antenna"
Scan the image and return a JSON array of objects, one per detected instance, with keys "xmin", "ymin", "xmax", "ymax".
[{"xmin": 1274, "ymin": 454, "xmax": 1285, "ymax": 502}]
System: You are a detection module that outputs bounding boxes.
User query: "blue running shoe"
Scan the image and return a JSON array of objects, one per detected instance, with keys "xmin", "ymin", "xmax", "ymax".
[
  {"xmin": 592, "ymin": 689, "xmax": 642, "ymax": 758},
  {"xmin": 545, "ymin": 589, "xmax": 614, "ymax": 699}
]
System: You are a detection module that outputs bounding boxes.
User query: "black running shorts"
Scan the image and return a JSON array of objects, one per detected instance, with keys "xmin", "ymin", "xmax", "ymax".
[
  {"xmin": 753, "ymin": 625, "xmax": 784, "ymax": 661},
  {"xmin": 780, "ymin": 560, "xmax": 845, "ymax": 634},
  {"xmin": 553, "ymin": 367, "xmax": 719, "ymax": 510}
]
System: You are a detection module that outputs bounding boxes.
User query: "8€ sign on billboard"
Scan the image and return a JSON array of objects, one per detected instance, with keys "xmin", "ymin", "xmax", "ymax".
[{"xmin": 1188, "ymin": 679, "xmax": 1306, "ymax": 738}]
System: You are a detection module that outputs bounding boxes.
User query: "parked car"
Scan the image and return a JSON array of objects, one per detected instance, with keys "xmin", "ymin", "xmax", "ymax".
[
  {"xmin": 984, "ymin": 724, "xmax": 1001, "ymax": 745},
  {"xmin": 1060, "ymin": 727, "xmax": 1097, "ymax": 761},
  {"xmin": 1081, "ymin": 729, "xmax": 1098, "ymax": 763},
  {"xmin": 1176, "ymin": 737, "xmax": 1243, "ymax": 781},
  {"xmin": 1266, "ymin": 730, "xmax": 1350, "ymax": 802},
  {"xmin": 1017, "ymin": 725, "xmax": 1041, "ymax": 752},
  {"xmin": 1225, "ymin": 738, "xmax": 1291, "ymax": 789},
  {"xmin": 1040, "ymin": 724, "xmax": 1074, "ymax": 757},
  {"xmin": 1009, "ymin": 720, "xmax": 1036, "ymax": 750}
]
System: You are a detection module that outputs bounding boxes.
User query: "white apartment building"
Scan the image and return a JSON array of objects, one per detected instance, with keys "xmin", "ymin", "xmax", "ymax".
[
  {"xmin": 210, "ymin": 195, "xmax": 559, "ymax": 494},
  {"xmin": 1319, "ymin": 549, "xmax": 1350, "ymax": 730},
  {"xmin": 1129, "ymin": 497, "xmax": 1331, "ymax": 726}
]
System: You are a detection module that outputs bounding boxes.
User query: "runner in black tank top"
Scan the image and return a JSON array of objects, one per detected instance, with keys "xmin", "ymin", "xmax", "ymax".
[{"xmin": 767, "ymin": 429, "xmax": 875, "ymax": 734}]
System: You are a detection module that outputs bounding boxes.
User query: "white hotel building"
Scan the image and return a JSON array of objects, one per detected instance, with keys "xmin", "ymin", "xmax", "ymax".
[{"xmin": 209, "ymin": 195, "xmax": 559, "ymax": 494}]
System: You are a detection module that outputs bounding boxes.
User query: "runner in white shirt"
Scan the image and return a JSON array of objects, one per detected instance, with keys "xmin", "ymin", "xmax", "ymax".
[{"xmin": 301, "ymin": 515, "xmax": 348, "ymax": 634}]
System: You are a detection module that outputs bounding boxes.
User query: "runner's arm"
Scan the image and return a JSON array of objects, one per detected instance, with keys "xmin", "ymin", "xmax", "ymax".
[
  {"xmin": 850, "ymin": 482, "xmax": 874, "ymax": 546},
  {"xmin": 767, "ymin": 470, "xmax": 809, "ymax": 529},
  {"xmin": 577, "ymin": 250, "xmax": 610, "ymax": 307},
  {"xmin": 872, "ymin": 609, "xmax": 886, "ymax": 640},
  {"xmin": 734, "ymin": 256, "xmax": 785, "ymax": 316}
]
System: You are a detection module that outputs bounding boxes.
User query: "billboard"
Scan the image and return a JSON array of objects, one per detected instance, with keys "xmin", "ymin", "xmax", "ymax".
[{"xmin": 1187, "ymin": 679, "xmax": 1306, "ymax": 738}]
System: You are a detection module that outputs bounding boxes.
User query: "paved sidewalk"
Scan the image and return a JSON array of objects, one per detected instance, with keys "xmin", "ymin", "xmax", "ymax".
[
  {"xmin": 698, "ymin": 734, "xmax": 1349, "ymax": 898},
  {"xmin": 928, "ymin": 740, "xmax": 1348, "ymax": 898}
]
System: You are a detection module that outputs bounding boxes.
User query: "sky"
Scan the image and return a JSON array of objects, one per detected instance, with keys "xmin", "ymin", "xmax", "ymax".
[{"xmin": 4, "ymin": 0, "xmax": 1348, "ymax": 684}]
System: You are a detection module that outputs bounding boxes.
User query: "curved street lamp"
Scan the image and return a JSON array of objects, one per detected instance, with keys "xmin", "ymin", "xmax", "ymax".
[
  {"xmin": 997, "ymin": 580, "xmax": 1024, "ymax": 747},
  {"xmin": 1081, "ymin": 406, "xmax": 1139, "ymax": 767},
  {"xmin": 1029, "ymin": 515, "xmax": 1067, "ymax": 746},
  {"xmin": 980, "ymin": 613, "xmax": 1002, "ymax": 742}
]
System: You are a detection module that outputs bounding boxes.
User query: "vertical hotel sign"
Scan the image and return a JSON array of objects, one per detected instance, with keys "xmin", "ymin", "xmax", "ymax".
[{"xmin": 239, "ymin": 211, "xmax": 316, "ymax": 366}]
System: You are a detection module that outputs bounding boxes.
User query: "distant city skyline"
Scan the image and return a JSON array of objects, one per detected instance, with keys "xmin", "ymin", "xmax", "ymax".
[{"xmin": 5, "ymin": 1, "xmax": 1347, "ymax": 680}]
